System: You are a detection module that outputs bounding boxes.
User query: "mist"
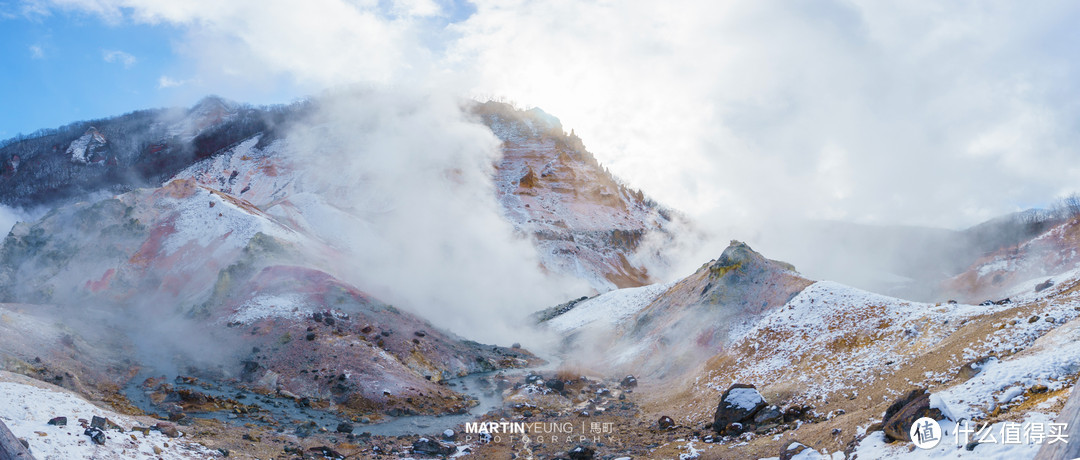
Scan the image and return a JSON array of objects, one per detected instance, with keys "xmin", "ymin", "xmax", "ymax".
[{"xmin": 274, "ymin": 87, "xmax": 585, "ymax": 346}]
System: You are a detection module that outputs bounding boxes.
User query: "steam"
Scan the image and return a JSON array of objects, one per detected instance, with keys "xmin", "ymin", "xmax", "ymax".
[
  {"xmin": 0, "ymin": 204, "xmax": 32, "ymax": 237},
  {"xmin": 279, "ymin": 87, "xmax": 583, "ymax": 345}
]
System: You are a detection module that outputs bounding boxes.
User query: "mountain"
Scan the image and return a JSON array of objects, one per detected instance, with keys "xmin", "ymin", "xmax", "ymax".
[
  {"xmin": 0, "ymin": 95, "xmax": 685, "ymax": 457},
  {"xmin": 536, "ymin": 240, "xmax": 1080, "ymax": 459},
  {"xmin": 0, "ymin": 96, "xmax": 293, "ymax": 208},
  {"xmin": 7, "ymin": 94, "xmax": 1080, "ymax": 459},
  {"xmin": 475, "ymin": 102, "xmax": 676, "ymax": 290},
  {"xmin": 0, "ymin": 97, "xmax": 676, "ymax": 293},
  {"xmin": 544, "ymin": 241, "xmax": 811, "ymax": 377},
  {"xmin": 944, "ymin": 212, "xmax": 1080, "ymax": 302},
  {"xmin": 0, "ymin": 176, "xmax": 540, "ymax": 421}
]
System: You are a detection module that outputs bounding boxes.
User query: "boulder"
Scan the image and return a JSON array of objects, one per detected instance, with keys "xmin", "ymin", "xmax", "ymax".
[
  {"xmin": 881, "ymin": 389, "xmax": 948, "ymax": 442},
  {"xmin": 712, "ymin": 383, "xmax": 766, "ymax": 433},
  {"xmin": 658, "ymin": 416, "xmax": 675, "ymax": 429},
  {"xmin": 620, "ymin": 375, "xmax": 638, "ymax": 388},
  {"xmin": 413, "ymin": 438, "xmax": 455, "ymax": 456},
  {"xmin": 84, "ymin": 427, "xmax": 106, "ymax": 445},
  {"xmin": 779, "ymin": 442, "xmax": 808, "ymax": 460},
  {"xmin": 1036, "ymin": 279, "xmax": 1054, "ymax": 292},
  {"xmin": 753, "ymin": 405, "xmax": 782, "ymax": 425},
  {"xmin": 154, "ymin": 422, "xmax": 180, "ymax": 438},
  {"xmin": 567, "ymin": 445, "xmax": 596, "ymax": 460}
]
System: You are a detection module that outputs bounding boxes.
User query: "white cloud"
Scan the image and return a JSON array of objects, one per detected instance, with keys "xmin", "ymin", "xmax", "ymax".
[
  {"xmin": 452, "ymin": 0, "xmax": 1080, "ymax": 229},
  {"xmin": 102, "ymin": 49, "xmax": 135, "ymax": 68},
  {"xmin": 28, "ymin": 44, "xmax": 43, "ymax": 59},
  {"xmin": 156, "ymin": 75, "xmax": 196, "ymax": 88},
  {"xmin": 32, "ymin": 0, "xmax": 1080, "ymax": 232},
  {"xmin": 157, "ymin": 75, "xmax": 181, "ymax": 88}
]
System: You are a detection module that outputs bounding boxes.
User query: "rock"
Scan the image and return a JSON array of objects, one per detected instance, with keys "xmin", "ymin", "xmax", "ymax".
[
  {"xmin": 545, "ymin": 379, "xmax": 565, "ymax": 392},
  {"xmin": 307, "ymin": 446, "xmax": 342, "ymax": 458},
  {"xmin": 153, "ymin": 446, "xmax": 163, "ymax": 454},
  {"xmin": 1036, "ymin": 279, "xmax": 1054, "ymax": 292},
  {"xmin": 305, "ymin": 332, "xmax": 316, "ymax": 341},
  {"xmin": 443, "ymin": 429, "xmax": 456, "ymax": 440},
  {"xmin": 511, "ymin": 342, "xmax": 521, "ymax": 349},
  {"xmin": 620, "ymin": 375, "xmax": 638, "ymax": 388},
  {"xmin": 154, "ymin": 422, "xmax": 180, "ymax": 438},
  {"xmin": 90, "ymin": 416, "xmax": 107, "ymax": 430},
  {"xmin": 882, "ymin": 389, "xmax": 946, "ymax": 442},
  {"xmin": 1047, "ymin": 317, "xmax": 1057, "ymax": 323},
  {"xmin": 1031, "ymin": 383, "xmax": 1049, "ymax": 394},
  {"xmin": 1029, "ymin": 315, "xmax": 1040, "ymax": 323},
  {"xmin": 753, "ymin": 405, "xmax": 782, "ymax": 425},
  {"xmin": 413, "ymin": 438, "xmax": 455, "ymax": 456},
  {"xmin": 957, "ymin": 356, "xmax": 992, "ymax": 381},
  {"xmin": 779, "ymin": 442, "xmax": 809, "ymax": 460},
  {"xmin": 47, "ymin": 416, "xmax": 67, "ymax": 426},
  {"xmin": 567, "ymin": 445, "xmax": 596, "ymax": 460},
  {"xmin": 336, "ymin": 422, "xmax": 354, "ymax": 433},
  {"xmin": 965, "ymin": 440, "xmax": 979, "ymax": 451},
  {"xmin": 713, "ymin": 383, "xmax": 766, "ymax": 433},
  {"xmin": 84, "ymin": 427, "xmax": 106, "ymax": 445},
  {"xmin": 658, "ymin": 416, "xmax": 675, "ymax": 429},
  {"xmin": 783, "ymin": 406, "xmax": 806, "ymax": 423}
]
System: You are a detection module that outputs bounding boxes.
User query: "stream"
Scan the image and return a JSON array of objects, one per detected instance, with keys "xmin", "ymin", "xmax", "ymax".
[{"xmin": 123, "ymin": 368, "xmax": 533, "ymax": 437}]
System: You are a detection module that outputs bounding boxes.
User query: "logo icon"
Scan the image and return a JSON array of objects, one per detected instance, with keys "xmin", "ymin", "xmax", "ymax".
[{"xmin": 910, "ymin": 417, "xmax": 942, "ymax": 449}]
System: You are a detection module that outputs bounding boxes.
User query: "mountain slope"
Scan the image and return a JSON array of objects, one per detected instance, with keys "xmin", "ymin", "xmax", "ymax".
[
  {"xmin": 0, "ymin": 177, "xmax": 538, "ymax": 420},
  {"xmin": 540, "ymin": 241, "xmax": 1080, "ymax": 459},
  {"xmin": 0, "ymin": 96, "xmax": 290, "ymax": 208},
  {"xmin": 475, "ymin": 102, "xmax": 676, "ymax": 290}
]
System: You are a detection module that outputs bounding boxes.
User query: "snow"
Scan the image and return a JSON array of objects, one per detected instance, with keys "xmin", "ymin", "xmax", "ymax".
[
  {"xmin": 938, "ymin": 313, "xmax": 1080, "ymax": 420},
  {"xmin": 706, "ymin": 277, "xmax": 1080, "ymax": 402},
  {"xmin": 852, "ymin": 412, "xmax": 1056, "ymax": 459},
  {"xmin": 230, "ymin": 293, "xmax": 313, "ymax": 324},
  {"xmin": 678, "ymin": 440, "xmax": 702, "ymax": 459},
  {"xmin": 159, "ymin": 185, "xmax": 293, "ymax": 257},
  {"xmin": 978, "ymin": 258, "xmax": 1011, "ymax": 277},
  {"xmin": 65, "ymin": 130, "xmax": 104, "ymax": 164},
  {"xmin": 545, "ymin": 282, "xmax": 674, "ymax": 332},
  {"xmin": 725, "ymin": 388, "xmax": 764, "ymax": 411},
  {"xmin": 0, "ymin": 372, "xmax": 218, "ymax": 459}
]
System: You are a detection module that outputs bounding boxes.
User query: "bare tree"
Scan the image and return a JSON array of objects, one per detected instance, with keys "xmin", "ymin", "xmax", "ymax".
[{"xmin": 1061, "ymin": 193, "xmax": 1080, "ymax": 218}]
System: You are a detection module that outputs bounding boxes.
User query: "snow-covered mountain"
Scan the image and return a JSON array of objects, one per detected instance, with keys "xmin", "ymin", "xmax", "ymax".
[
  {"xmin": 6, "ymin": 94, "xmax": 1080, "ymax": 459},
  {"xmin": 538, "ymin": 239, "xmax": 1080, "ymax": 459}
]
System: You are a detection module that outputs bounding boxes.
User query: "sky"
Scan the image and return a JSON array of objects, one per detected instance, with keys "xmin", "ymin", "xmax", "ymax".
[{"xmin": 4, "ymin": 0, "xmax": 1080, "ymax": 230}]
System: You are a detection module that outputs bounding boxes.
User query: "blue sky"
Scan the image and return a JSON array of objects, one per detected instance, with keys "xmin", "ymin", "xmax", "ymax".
[
  {"xmin": 0, "ymin": 1, "xmax": 478, "ymax": 140},
  {"xmin": 0, "ymin": 8, "xmax": 304, "ymax": 139}
]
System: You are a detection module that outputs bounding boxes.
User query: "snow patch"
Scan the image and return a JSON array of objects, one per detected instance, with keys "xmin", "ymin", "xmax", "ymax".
[
  {"xmin": 0, "ymin": 374, "xmax": 217, "ymax": 459},
  {"xmin": 230, "ymin": 293, "xmax": 313, "ymax": 324},
  {"xmin": 545, "ymin": 282, "xmax": 674, "ymax": 332}
]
